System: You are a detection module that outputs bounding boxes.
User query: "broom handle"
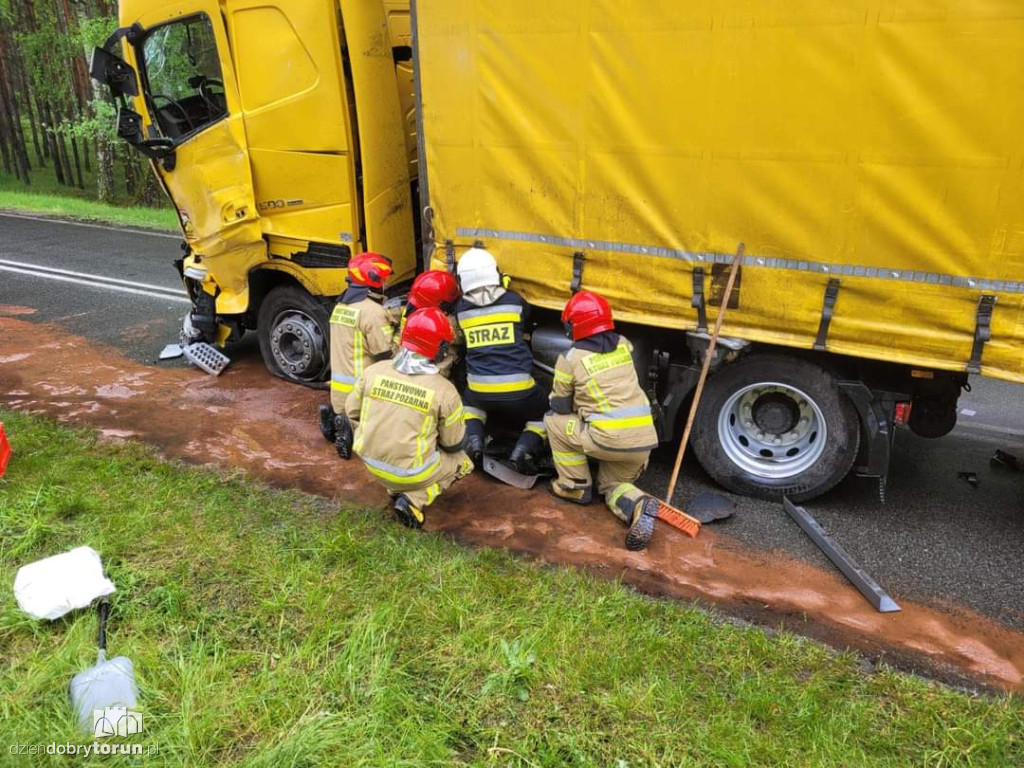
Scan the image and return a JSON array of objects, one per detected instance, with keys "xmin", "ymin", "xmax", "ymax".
[{"xmin": 665, "ymin": 243, "xmax": 745, "ymax": 503}]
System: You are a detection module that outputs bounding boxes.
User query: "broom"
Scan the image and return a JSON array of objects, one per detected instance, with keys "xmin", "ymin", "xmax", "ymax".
[{"xmin": 658, "ymin": 243, "xmax": 746, "ymax": 539}]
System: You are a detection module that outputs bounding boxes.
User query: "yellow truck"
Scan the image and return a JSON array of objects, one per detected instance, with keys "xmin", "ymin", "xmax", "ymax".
[{"xmin": 91, "ymin": 0, "xmax": 1024, "ymax": 501}]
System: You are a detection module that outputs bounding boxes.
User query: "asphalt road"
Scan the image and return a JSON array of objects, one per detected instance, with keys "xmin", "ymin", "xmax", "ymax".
[{"xmin": 2, "ymin": 212, "xmax": 1022, "ymax": 631}]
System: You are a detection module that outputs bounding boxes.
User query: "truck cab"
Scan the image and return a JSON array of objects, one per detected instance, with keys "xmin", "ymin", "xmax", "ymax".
[{"xmin": 92, "ymin": 0, "xmax": 418, "ymax": 386}]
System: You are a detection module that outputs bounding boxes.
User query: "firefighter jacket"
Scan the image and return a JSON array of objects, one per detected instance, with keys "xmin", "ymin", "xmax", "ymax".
[
  {"xmin": 329, "ymin": 286, "xmax": 395, "ymax": 409},
  {"xmin": 346, "ymin": 359, "xmax": 466, "ymax": 487},
  {"xmin": 390, "ymin": 302, "xmax": 462, "ymax": 378},
  {"xmin": 549, "ymin": 335, "xmax": 658, "ymax": 452},
  {"xmin": 455, "ymin": 289, "xmax": 535, "ymax": 398}
]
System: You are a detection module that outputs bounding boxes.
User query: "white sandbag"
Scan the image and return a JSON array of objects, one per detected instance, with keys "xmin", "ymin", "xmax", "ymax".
[{"xmin": 13, "ymin": 547, "xmax": 115, "ymax": 620}]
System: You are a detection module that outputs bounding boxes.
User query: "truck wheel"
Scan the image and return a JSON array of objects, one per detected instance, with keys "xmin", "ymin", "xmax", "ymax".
[
  {"xmin": 691, "ymin": 354, "xmax": 859, "ymax": 501},
  {"xmin": 257, "ymin": 285, "xmax": 330, "ymax": 387}
]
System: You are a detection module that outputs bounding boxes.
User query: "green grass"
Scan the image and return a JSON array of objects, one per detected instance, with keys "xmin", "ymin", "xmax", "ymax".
[
  {"xmin": 0, "ymin": 167, "xmax": 178, "ymax": 231},
  {"xmin": 0, "ymin": 409, "xmax": 1021, "ymax": 766}
]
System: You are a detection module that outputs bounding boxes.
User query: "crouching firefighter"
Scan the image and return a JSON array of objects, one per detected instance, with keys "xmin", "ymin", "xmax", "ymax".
[
  {"xmin": 455, "ymin": 248, "xmax": 548, "ymax": 473},
  {"xmin": 390, "ymin": 270, "xmax": 462, "ymax": 378},
  {"xmin": 544, "ymin": 290, "xmax": 661, "ymax": 551},
  {"xmin": 346, "ymin": 307, "xmax": 474, "ymax": 529},
  {"xmin": 319, "ymin": 252, "xmax": 397, "ymax": 459}
]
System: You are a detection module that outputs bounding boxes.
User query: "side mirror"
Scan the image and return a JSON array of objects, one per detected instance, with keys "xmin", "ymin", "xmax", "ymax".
[
  {"xmin": 89, "ymin": 46, "xmax": 138, "ymax": 97},
  {"xmin": 115, "ymin": 106, "xmax": 176, "ymax": 171}
]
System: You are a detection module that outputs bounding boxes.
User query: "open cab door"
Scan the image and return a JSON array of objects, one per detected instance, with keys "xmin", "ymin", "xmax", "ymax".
[{"xmin": 100, "ymin": 5, "xmax": 265, "ymax": 327}]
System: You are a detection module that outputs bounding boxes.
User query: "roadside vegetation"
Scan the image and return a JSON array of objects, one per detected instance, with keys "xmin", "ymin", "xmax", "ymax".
[
  {"xmin": 0, "ymin": 184, "xmax": 178, "ymax": 232},
  {"xmin": 0, "ymin": 2, "xmax": 175, "ymax": 230},
  {"xmin": 0, "ymin": 163, "xmax": 177, "ymax": 231},
  {"xmin": 0, "ymin": 409, "xmax": 1021, "ymax": 766}
]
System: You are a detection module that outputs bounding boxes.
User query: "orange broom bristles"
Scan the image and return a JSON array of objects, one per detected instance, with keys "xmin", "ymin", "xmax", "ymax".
[{"xmin": 656, "ymin": 501, "xmax": 701, "ymax": 539}]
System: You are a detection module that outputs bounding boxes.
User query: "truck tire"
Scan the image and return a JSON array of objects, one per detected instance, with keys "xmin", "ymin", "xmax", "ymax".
[
  {"xmin": 690, "ymin": 354, "xmax": 859, "ymax": 501},
  {"xmin": 257, "ymin": 285, "xmax": 330, "ymax": 388}
]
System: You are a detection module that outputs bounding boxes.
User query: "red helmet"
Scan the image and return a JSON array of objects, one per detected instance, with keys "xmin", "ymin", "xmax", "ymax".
[
  {"xmin": 562, "ymin": 290, "xmax": 615, "ymax": 341},
  {"xmin": 348, "ymin": 252, "xmax": 393, "ymax": 289},
  {"xmin": 401, "ymin": 307, "xmax": 455, "ymax": 359},
  {"xmin": 409, "ymin": 270, "xmax": 459, "ymax": 310}
]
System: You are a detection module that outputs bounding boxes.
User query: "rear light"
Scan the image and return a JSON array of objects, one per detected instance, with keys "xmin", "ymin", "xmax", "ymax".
[{"xmin": 894, "ymin": 402, "xmax": 912, "ymax": 426}]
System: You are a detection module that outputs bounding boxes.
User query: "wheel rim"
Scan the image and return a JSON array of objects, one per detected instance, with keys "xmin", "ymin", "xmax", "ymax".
[
  {"xmin": 268, "ymin": 309, "xmax": 327, "ymax": 383},
  {"xmin": 717, "ymin": 381, "xmax": 827, "ymax": 480}
]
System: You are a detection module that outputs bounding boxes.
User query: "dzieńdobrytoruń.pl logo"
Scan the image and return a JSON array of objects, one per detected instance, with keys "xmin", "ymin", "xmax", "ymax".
[{"xmin": 8, "ymin": 707, "xmax": 159, "ymax": 757}]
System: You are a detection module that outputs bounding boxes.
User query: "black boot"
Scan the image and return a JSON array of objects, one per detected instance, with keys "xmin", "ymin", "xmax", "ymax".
[
  {"xmin": 318, "ymin": 404, "xmax": 337, "ymax": 443},
  {"xmin": 334, "ymin": 415, "xmax": 353, "ymax": 460},
  {"xmin": 624, "ymin": 497, "xmax": 658, "ymax": 552},
  {"xmin": 464, "ymin": 434, "xmax": 483, "ymax": 467},
  {"xmin": 394, "ymin": 494, "xmax": 424, "ymax": 529},
  {"xmin": 508, "ymin": 431, "xmax": 543, "ymax": 475}
]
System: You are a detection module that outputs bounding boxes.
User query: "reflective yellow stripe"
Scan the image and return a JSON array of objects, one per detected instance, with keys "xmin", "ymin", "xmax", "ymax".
[
  {"xmin": 552, "ymin": 450, "xmax": 588, "ymax": 467},
  {"xmin": 415, "ymin": 414, "xmax": 435, "ymax": 467},
  {"xmin": 458, "ymin": 312, "xmax": 522, "ymax": 329},
  {"xmin": 353, "ymin": 331, "xmax": 365, "ymax": 377},
  {"xmin": 363, "ymin": 454, "xmax": 441, "ymax": 485},
  {"xmin": 525, "ymin": 423, "xmax": 547, "ymax": 437},
  {"xmin": 331, "ymin": 381, "xmax": 354, "ymax": 393},
  {"xmin": 444, "ymin": 407, "xmax": 465, "ymax": 427},
  {"xmin": 464, "ymin": 406, "xmax": 487, "ymax": 423},
  {"xmin": 553, "ymin": 369, "xmax": 573, "ymax": 384},
  {"xmin": 468, "ymin": 377, "xmax": 535, "ymax": 394},
  {"xmin": 592, "ymin": 415, "xmax": 655, "ymax": 430},
  {"xmin": 608, "ymin": 483, "xmax": 635, "ymax": 507},
  {"xmin": 425, "ymin": 483, "xmax": 440, "ymax": 505},
  {"xmin": 353, "ymin": 400, "xmax": 370, "ymax": 454},
  {"xmin": 586, "ymin": 378, "xmax": 611, "ymax": 412}
]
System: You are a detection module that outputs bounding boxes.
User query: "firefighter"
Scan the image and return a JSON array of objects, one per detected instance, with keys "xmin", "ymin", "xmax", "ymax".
[
  {"xmin": 544, "ymin": 290, "xmax": 661, "ymax": 551},
  {"xmin": 318, "ymin": 252, "xmax": 397, "ymax": 459},
  {"xmin": 390, "ymin": 270, "xmax": 462, "ymax": 377},
  {"xmin": 454, "ymin": 248, "xmax": 548, "ymax": 473},
  {"xmin": 346, "ymin": 307, "xmax": 473, "ymax": 529}
]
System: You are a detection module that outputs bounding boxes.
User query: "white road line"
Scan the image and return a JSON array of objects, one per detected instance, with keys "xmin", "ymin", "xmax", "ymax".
[
  {"xmin": 0, "ymin": 258, "xmax": 186, "ymax": 296},
  {"xmin": 0, "ymin": 263, "xmax": 191, "ymax": 304},
  {"xmin": 0, "ymin": 210, "xmax": 182, "ymax": 239}
]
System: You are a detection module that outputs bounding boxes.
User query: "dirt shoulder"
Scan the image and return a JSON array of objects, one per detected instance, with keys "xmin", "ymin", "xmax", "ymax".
[{"xmin": 1, "ymin": 306, "xmax": 1022, "ymax": 693}]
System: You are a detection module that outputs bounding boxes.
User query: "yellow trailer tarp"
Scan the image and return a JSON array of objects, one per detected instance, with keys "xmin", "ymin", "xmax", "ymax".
[{"xmin": 419, "ymin": 0, "xmax": 1024, "ymax": 382}]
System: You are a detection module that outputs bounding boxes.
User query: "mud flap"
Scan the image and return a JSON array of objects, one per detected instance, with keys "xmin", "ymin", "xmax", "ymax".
[{"xmin": 687, "ymin": 492, "xmax": 736, "ymax": 524}]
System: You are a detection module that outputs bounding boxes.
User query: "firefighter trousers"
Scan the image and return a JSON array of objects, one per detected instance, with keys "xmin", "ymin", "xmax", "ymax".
[
  {"xmin": 385, "ymin": 450, "xmax": 474, "ymax": 510},
  {"xmin": 463, "ymin": 385, "xmax": 549, "ymax": 453},
  {"xmin": 544, "ymin": 412, "xmax": 650, "ymax": 522}
]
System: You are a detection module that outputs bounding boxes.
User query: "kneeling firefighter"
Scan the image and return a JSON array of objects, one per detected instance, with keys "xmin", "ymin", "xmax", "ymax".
[
  {"xmin": 390, "ymin": 270, "xmax": 462, "ymax": 378},
  {"xmin": 545, "ymin": 290, "xmax": 661, "ymax": 551},
  {"xmin": 346, "ymin": 307, "xmax": 473, "ymax": 529},
  {"xmin": 319, "ymin": 252, "xmax": 397, "ymax": 459},
  {"xmin": 455, "ymin": 248, "xmax": 548, "ymax": 472}
]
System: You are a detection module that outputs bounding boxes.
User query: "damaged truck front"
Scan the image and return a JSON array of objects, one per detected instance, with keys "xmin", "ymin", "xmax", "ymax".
[{"xmin": 90, "ymin": 0, "xmax": 418, "ymax": 386}]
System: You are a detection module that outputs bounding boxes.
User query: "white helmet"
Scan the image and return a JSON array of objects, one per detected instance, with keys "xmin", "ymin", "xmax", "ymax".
[{"xmin": 456, "ymin": 247, "xmax": 501, "ymax": 292}]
